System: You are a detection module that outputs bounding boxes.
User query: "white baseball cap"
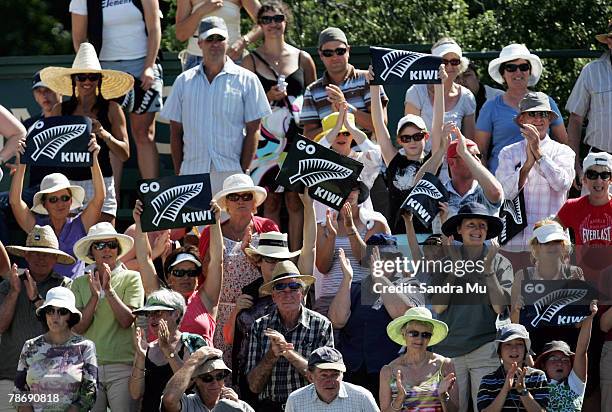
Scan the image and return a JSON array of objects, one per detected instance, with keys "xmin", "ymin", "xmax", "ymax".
[{"xmin": 583, "ymin": 152, "xmax": 612, "ymax": 172}]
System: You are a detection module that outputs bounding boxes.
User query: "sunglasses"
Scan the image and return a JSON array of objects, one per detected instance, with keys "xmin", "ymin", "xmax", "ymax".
[
  {"xmin": 259, "ymin": 14, "xmax": 285, "ymax": 24},
  {"xmin": 45, "ymin": 307, "xmax": 70, "ymax": 316},
  {"xmin": 92, "ymin": 240, "xmax": 119, "ymax": 251},
  {"xmin": 404, "ymin": 330, "xmax": 433, "ymax": 339},
  {"xmin": 547, "ymin": 356, "xmax": 571, "ymax": 364},
  {"xmin": 226, "ymin": 192, "xmax": 254, "ymax": 202},
  {"xmin": 205, "ymin": 35, "xmax": 226, "ymax": 42},
  {"xmin": 585, "ymin": 170, "xmax": 612, "ymax": 181},
  {"xmin": 75, "ymin": 73, "xmax": 102, "ymax": 82},
  {"xmin": 442, "ymin": 58, "xmax": 461, "ymax": 66},
  {"xmin": 170, "ymin": 268, "xmax": 200, "ymax": 278},
  {"xmin": 199, "ymin": 371, "xmax": 229, "ymax": 383},
  {"xmin": 398, "ymin": 132, "xmax": 427, "ymax": 143},
  {"xmin": 262, "ymin": 256, "xmax": 284, "ymax": 264},
  {"xmin": 272, "ymin": 281, "xmax": 303, "ymax": 292},
  {"xmin": 503, "ymin": 63, "xmax": 531, "ymax": 72},
  {"xmin": 338, "ymin": 131, "xmax": 351, "ymax": 137},
  {"xmin": 145, "ymin": 310, "xmax": 171, "ymax": 318},
  {"xmin": 526, "ymin": 111, "xmax": 550, "ymax": 119},
  {"xmin": 47, "ymin": 194, "xmax": 71, "ymax": 204},
  {"xmin": 320, "ymin": 48, "xmax": 348, "ymax": 57}
]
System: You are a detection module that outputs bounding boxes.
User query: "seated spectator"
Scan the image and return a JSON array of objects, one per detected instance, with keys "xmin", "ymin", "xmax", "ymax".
[
  {"xmin": 162, "ymin": 346, "xmax": 254, "ymax": 412},
  {"xmin": 533, "ymin": 301, "xmax": 597, "ymax": 412},
  {"xmin": 0, "ymin": 226, "xmax": 71, "ymax": 411},
  {"xmin": 13, "ymin": 287, "xmax": 97, "ymax": 411},
  {"xmin": 477, "ymin": 324, "xmax": 549, "ymax": 412},
  {"xmin": 71, "ymin": 222, "xmax": 145, "ymax": 412},
  {"xmin": 285, "ymin": 347, "xmax": 380, "ymax": 411},
  {"xmin": 381, "ymin": 307, "xmax": 458, "ymax": 411},
  {"xmin": 246, "ymin": 261, "xmax": 333, "ymax": 411},
  {"xmin": 456, "ymin": 61, "xmax": 504, "ymax": 119},
  {"xmin": 129, "ymin": 289, "xmax": 208, "ymax": 411}
]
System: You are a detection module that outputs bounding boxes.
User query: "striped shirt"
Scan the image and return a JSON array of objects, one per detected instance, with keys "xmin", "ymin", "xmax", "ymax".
[
  {"xmin": 160, "ymin": 58, "xmax": 271, "ymax": 175},
  {"xmin": 246, "ymin": 306, "xmax": 334, "ymax": 402},
  {"xmin": 285, "ymin": 381, "xmax": 380, "ymax": 412},
  {"xmin": 566, "ymin": 51, "xmax": 612, "ymax": 152},
  {"xmin": 495, "ymin": 135, "xmax": 575, "ymax": 252},
  {"xmin": 477, "ymin": 365, "xmax": 549, "ymax": 411}
]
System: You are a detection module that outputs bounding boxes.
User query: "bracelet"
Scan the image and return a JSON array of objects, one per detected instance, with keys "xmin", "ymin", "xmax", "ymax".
[
  {"xmin": 390, "ymin": 400, "xmax": 403, "ymax": 411},
  {"xmin": 347, "ymin": 231, "xmax": 357, "ymax": 236},
  {"xmin": 133, "ymin": 365, "xmax": 145, "ymax": 372},
  {"xmin": 106, "ymin": 289, "xmax": 116, "ymax": 298},
  {"xmin": 30, "ymin": 294, "xmax": 43, "ymax": 304},
  {"xmin": 440, "ymin": 391, "xmax": 450, "ymax": 402}
]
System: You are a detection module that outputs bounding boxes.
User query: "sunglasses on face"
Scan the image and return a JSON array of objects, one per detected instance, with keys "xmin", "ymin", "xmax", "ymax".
[
  {"xmin": 398, "ymin": 132, "xmax": 427, "ymax": 143},
  {"xmin": 205, "ymin": 35, "xmax": 226, "ymax": 42},
  {"xmin": 75, "ymin": 73, "xmax": 102, "ymax": 82},
  {"xmin": 92, "ymin": 240, "xmax": 119, "ymax": 251},
  {"xmin": 46, "ymin": 307, "xmax": 70, "ymax": 316},
  {"xmin": 404, "ymin": 330, "xmax": 433, "ymax": 339},
  {"xmin": 272, "ymin": 281, "xmax": 303, "ymax": 292},
  {"xmin": 262, "ymin": 256, "xmax": 284, "ymax": 264},
  {"xmin": 226, "ymin": 192, "xmax": 254, "ymax": 202},
  {"xmin": 585, "ymin": 170, "xmax": 612, "ymax": 180},
  {"xmin": 199, "ymin": 371, "xmax": 229, "ymax": 383},
  {"xmin": 170, "ymin": 268, "xmax": 200, "ymax": 278},
  {"xmin": 503, "ymin": 63, "xmax": 531, "ymax": 72},
  {"xmin": 320, "ymin": 47, "xmax": 348, "ymax": 57},
  {"xmin": 442, "ymin": 58, "xmax": 461, "ymax": 66},
  {"xmin": 259, "ymin": 14, "xmax": 285, "ymax": 24},
  {"xmin": 547, "ymin": 356, "xmax": 571, "ymax": 363},
  {"xmin": 47, "ymin": 194, "xmax": 71, "ymax": 204},
  {"xmin": 145, "ymin": 310, "xmax": 170, "ymax": 318},
  {"xmin": 526, "ymin": 111, "xmax": 550, "ymax": 119},
  {"xmin": 338, "ymin": 131, "xmax": 351, "ymax": 137}
]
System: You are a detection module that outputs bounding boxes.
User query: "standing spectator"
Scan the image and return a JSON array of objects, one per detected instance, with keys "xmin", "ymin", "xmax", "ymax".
[
  {"xmin": 13, "ymin": 287, "xmax": 97, "ymax": 411},
  {"xmin": 566, "ymin": 20, "xmax": 612, "ymax": 187},
  {"xmin": 23, "ymin": 71, "xmax": 62, "ymax": 130},
  {"xmin": 70, "ymin": 0, "xmax": 164, "ymax": 181},
  {"xmin": 0, "ymin": 225, "xmax": 72, "ymax": 412},
  {"xmin": 496, "ymin": 92, "xmax": 574, "ymax": 261},
  {"xmin": 246, "ymin": 261, "xmax": 333, "ymax": 411},
  {"xmin": 285, "ymin": 347, "xmax": 380, "ymax": 412},
  {"xmin": 475, "ymin": 44, "xmax": 567, "ymax": 174},
  {"xmin": 456, "ymin": 61, "xmax": 504, "ymax": 119},
  {"xmin": 161, "ymin": 17, "xmax": 271, "ymax": 195},
  {"xmin": 70, "ymin": 222, "xmax": 145, "ymax": 412}
]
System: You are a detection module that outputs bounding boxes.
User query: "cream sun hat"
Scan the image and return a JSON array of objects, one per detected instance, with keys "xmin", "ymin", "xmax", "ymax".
[
  {"xmin": 40, "ymin": 42, "xmax": 134, "ymax": 99},
  {"xmin": 212, "ymin": 174, "xmax": 267, "ymax": 212},
  {"xmin": 31, "ymin": 173, "xmax": 85, "ymax": 215},
  {"xmin": 488, "ymin": 43, "xmax": 543, "ymax": 87},
  {"xmin": 73, "ymin": 222, "xmax": 134, "ymax": 264}
]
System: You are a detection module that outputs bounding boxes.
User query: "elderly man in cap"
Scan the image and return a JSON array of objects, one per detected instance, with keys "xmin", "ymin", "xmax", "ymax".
[
  {"xmin": 496, "ymin": 92, "xmax": 574, "ymax": 259},
  {"xmin": 567, "ymin": 19, "xmax": 612, "ymax": 187},
  {"xmin": 246, "ymin": 261, "xmax": 333, "ymax": 412},
  {"xmin": 161, "ymin": 16, "xmax": 271, "ymax": 195},
  {"xmin": 162, "ymin": 346, "xmax": 254, "ymax": 412},
  {"xmin": 0, "ymin": 225, "xmax": 72, "ymax": 412},
  {"xmin": 285, "ymin": 347, "xmax": 379, "ymax": 411}
]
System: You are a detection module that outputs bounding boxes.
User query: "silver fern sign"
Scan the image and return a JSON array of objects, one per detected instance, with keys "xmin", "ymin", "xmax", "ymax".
[
  {"xmin": 22, "ymin": 115, "xmax": 92, "ymax": 167},
  {"xmin": 275, "ymin": 136, "xmax": 364, "ymax": 210},
  {"xmin": 400, "ymin": 172, "xmax": 449, "ymax": 226},
  {"xmin": 370, "ymin": 47, "xmax": 443, "ymax": 85},
  {"xmin": 138, "ymin": 174, "xmax": 213, "ymax": 232},
  {"xmin": 499, "ymin": 191, "xmax": 528, "ymax": 245}
]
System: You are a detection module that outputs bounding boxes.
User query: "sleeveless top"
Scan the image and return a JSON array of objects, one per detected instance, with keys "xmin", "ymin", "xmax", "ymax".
[
  {"xmin": 251, "ymin": 51, "xmax": 305, "ymax": 103},
  {"xmin": 390, "ymin": 362, "xmax": 445, "ymax": 412},
  {"xmin": 186, "ymin": 1, "xmax": 241, "ymax": 56},
  {"xmin": 59, "ymin": 100, "xmax": 113, "ymax": 181}
]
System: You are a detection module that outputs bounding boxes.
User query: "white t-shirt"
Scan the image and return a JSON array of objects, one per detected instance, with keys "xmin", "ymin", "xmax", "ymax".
[{"xmin": 70, "ymin": 0, "xmax": 148, "ymax": 61}]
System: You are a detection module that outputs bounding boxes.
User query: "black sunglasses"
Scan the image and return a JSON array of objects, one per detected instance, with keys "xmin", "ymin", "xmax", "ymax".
[
  {"xmin": 338, "ymin": 131, "xmax": 351, "ymax": 137},
  {"xmin": 259, "ymin": 14, "xmax": 285, "ymax": 24},
  {"xmin": 398, "ymin": 132, "xmax": 427, "ymax": 143},
  {"xmin": 170, "ymin": 268, "xmax": 201, "ymax": 278},
  {"xmin": 442, "ymin": 58, "xmax": 461, "ymax": 66},
  {"xmin": 226, "ymin": 192, "xmax": 254, "ymax": 202},
  {"xmin": 199, "ymin": 371, "xmax": 229, "ymax": 383},
  {"xmin": 92, "ymin": 240, "xmax": 119, "ymax": 251},
  {"xmin": 503, "ymin": 63, "xmax": 531, "ymax": 72},
  {"xmin": 75, "ymin": 73, "xmax": 102, "ymax": 82},
  {"xmin": 205, "ymin": 34, "xmax": 226, "ymax": 42},
  {"xmin": 526, "ymin": 111, "xmax": 550, "ymax": 119},
  {"xmin": 47, "ymin": 194, "xmax": 72, "ymax": 203},
  {"xmin": 272, "ymin": 281, "xmax": 302, "ymax": 291},
  {"xmin": 320, "ymin": 48, "xmax": 348, "ymax": 57},
  {"xmin": 405, "ymin": 330, "xmax": 433, "ymax": 339},
  {"xmin": 585, "ymin": 170, "xmax": 612, "ymax": 181},
  {"xmin": 46, "ymin": 307, "xmax": 70, "ymax": 316}
]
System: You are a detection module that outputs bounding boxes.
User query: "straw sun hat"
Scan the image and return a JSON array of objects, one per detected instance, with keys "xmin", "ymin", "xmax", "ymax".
[
  {"xmin": 40, "ymin": 43, "xmax": 134, "ymax": 99},
  {"xmin": 6, "ymin": 225, "xmax": 76, "ymax": 265}
]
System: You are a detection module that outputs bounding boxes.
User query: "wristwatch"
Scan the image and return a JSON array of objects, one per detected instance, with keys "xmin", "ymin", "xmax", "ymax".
[
  {"xmin": 30, "ymin": 294, "xmax": 43, "ymax": 304},
  {"xmin": 519, "ymin": 388, "xmax": 529, "ymax": 396}
]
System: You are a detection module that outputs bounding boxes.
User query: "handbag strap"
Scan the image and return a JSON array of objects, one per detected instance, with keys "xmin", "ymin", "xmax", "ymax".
[{"xmin": 251, "ymin": 50, "xmax": 293, "ymax": 110}]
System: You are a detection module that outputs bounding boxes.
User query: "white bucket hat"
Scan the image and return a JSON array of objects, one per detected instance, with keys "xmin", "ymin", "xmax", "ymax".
[
  {"xmin": 35, "ymin": 286, "xmax": 82, "ymax": 320},
  {"xmin": 488, "ymin": 43, "xmax": 543, "ymax": 87},
  {"xmin": 73, "ymin": 222, "xmax": 134, "ymax": 264},
  {"xmin": 40, "ymin": 43, "xmax": 134, "ymax": 99},
  {"xmin": 6, "ymin": 225, "xmax": 76, "ymax": 265},
  {"xmin": 244, "ymin": 232, "xmax": 301, "ymax": 259},
  {"xmin": 212, "ymin": 174, "xmax": 267, "ymax": 211},
  {"xmin": 32, "ymin": 173, "xmax": 85, "ymax": 215}
]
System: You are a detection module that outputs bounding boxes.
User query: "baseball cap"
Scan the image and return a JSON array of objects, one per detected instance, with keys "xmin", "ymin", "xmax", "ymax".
[
  {"xmin": 308, "ymin": 347, "xmax": 346, "ymax": 372},
  {"xmin": 446, "ymin": 138, "xmax": 479, "ymax": 159},
  {"xmin": 396, "ymin": 114, "xmax": 427, "ymax": 135},
  {"xmin": 583, "ymin": 152, "xmax": 612, "ymax": 172},
  {"xmin": 32, "ymin": 71, "xmax": 47, "ymax": 90},
  {"xmin": 199, "ymin": 16, "xmax": 229, "ymax": 40}
]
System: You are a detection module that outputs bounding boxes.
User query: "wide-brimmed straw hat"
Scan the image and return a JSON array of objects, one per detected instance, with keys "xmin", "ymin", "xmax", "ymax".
[
  {"xmin": 73, "ymin": 222, "xmax": 134, "ymax": 264},
  {"xmin": 6, "ymin": 225, "xmax": 76, "ymax": 265},
  {"xmin": 488, "ymin": 43, "xmax": 543, "ymax": 87},
  {"xmin": 212, "ymin": 174, "xmax": 267, "ymax": 212},
  {"xmin": 31, "ymin": 173, "xmax": 85, "ymax": 215},
  {"xmin": 259, "ymin": 260, "xmax": 315, "ymax": 295},
  {"xmin": 244, "ymin": 232, "xmax": 301, "ymax": 259},
  {"xmin": 35, "ymin": 286, "xmax": 82, "ymax": 320},
  {"xmin": 595, "ymin": 20, "xmax": 612, "ymax": 44},
  {"xmin": 386, "ymin": 307, "xmax": 449, "ymax": 347},
  {"xmin": 441, "ymin": 202, "xmax": 503, "ymax": 242},
  {"xmin": 40, "ymin": 43, "xmax": 134, "ymax": 99}
]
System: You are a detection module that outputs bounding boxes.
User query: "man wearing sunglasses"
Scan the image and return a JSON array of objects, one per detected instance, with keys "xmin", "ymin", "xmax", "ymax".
[
  {"xmin": 162, "ymin": 346, "xmax": 254, "ymax": 412},
  {"xmin": 300, "ymin": 27, "xmax": 388, "ymax": 140}
]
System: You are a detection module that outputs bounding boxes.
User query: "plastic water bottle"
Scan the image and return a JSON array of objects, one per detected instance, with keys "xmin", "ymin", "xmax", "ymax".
[{"xmin": 277, "ymin": 75, "xmax": 287, "ymax": 92}]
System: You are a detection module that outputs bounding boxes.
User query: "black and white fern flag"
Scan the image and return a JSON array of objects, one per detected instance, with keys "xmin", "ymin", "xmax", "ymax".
[
  {"xmin": 370, "ymin": 46, "xmax": 443, "ymax": 85},
  {"xmin": 275, "ymin": 135, "xmax": 364, "ymax": 211},
  {"xmin": 520, "ymin": 280, "xmax": 597, "ymax": 330},
  {"xmin": 400, "ymin": 172, "xmax": 449, "ymax": 227},
  {"xmin": 138, "ymin": 174, "xmax": 214, "ymax": 232},
  {"xmin": 499, "ymin": 191, "xmax": 528, "ymax": 245},
  {"xmin": 22, "ymin": 116, "xmax": 92, "ymax": 167}
]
